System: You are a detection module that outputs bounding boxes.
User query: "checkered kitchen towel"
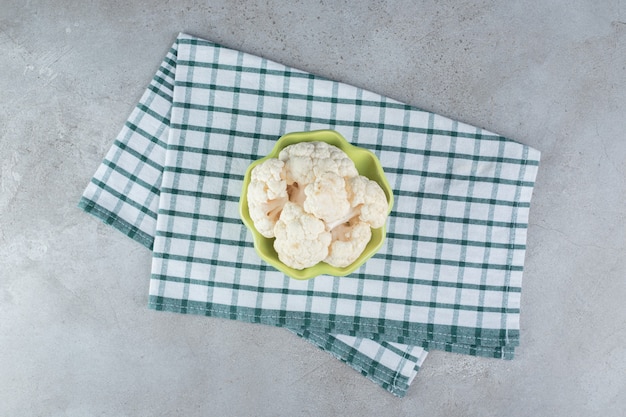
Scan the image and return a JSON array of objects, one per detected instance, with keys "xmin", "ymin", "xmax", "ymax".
[{"xmin": 79, "ymin": 33, "xmax": 540, "ymax": 397}]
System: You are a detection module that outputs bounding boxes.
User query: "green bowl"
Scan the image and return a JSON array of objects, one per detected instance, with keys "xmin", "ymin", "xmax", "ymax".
[{"xmin": 239, "ymin": 130, "xmax": 394, "ymax": 280}]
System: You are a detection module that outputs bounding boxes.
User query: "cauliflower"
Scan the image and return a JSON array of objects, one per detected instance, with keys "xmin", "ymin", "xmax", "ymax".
[
  {"xmin": 324, "ymin": 218, "xmax": 372, "ymax": 268},
  {"xmin": 278, "ymin": 141, "xmax": 359, "ymax": 185},
  {"xmin": 273, "ymin": 202, "xmax": 332, "ymax": 269},
  {"xmin": 278, "ymin": 141, "xmax": 358, "ymax": 207},
  {"xmin": 348, "ymin": 175, "xmax": 389, "ymax": 228},
  {"xmin": 303, "ymin": 172, "xmax": 350, "ymax": 225},
  {"xmin": 323, "ymin": 175, "xmax": 389, "ymax": 231},
  {"xmin": 247, "ymin": 158, "xmax": 288, "ymax": 238},
  {"xmin": 322, "ymin": 175, "xmax": 388, "ymax": 268},
  {"xmin": 246, "ymin": 140, "xmax": 390, "ymax": 270}
]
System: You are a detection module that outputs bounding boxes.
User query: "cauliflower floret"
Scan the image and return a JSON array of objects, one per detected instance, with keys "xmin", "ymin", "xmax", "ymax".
[
  {"xmin": 247, "ymin": 158, "xmax": 288, "ymax": 238},
  {"xmin": 278, "ymin": 141, "xmax": 359, "ymax": 186},
  {"xmin": 273, "ymin": 202, "xmax": 332, "ymax": 270},
  {"xmin": 324, "ymin": 218, "xmax": 372, "ymax": 268},
  {"xmin": 346, "ymin": 175, "xmax": 389, "ymax": 228},
  {"xmin": 325, "ymin": 175, "xmax": 389, "ymax": 231},
  {"xmin": 302, "ymin": 172, "xmax": 351, "ymax": 225}
]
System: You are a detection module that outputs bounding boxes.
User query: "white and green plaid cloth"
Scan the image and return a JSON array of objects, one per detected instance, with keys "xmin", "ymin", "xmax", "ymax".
[{"xmin": 79, "ymin": 33, "xmax": 540, "ymax": 397}]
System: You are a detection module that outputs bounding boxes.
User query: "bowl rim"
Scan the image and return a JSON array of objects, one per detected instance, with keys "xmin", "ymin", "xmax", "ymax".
[{"xmin": 239, "ymin": 129, "xmax": 394, "ymax": 280}]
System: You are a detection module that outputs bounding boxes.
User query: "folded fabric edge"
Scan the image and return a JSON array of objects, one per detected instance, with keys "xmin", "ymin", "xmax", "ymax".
[
  {"xmin": 286, "ymin": 328, "xmax": 421, "ymax": 397},
  {"xmin": 149, "ymin": 295, "xmax": 518, "ymax": 353},
  {"xmin": 149, "ymin": 295, "xmax": 514, "ymax": 364},
  {"xmin": 420, "ymin": 339, "xmax": 515, "ymax": 360},
  {"xmin": 78, "ymin": 197, "xmax": 154, "ymax": 249}
]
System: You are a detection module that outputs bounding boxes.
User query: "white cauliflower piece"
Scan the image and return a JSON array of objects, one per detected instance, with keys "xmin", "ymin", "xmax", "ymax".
[
  {"xmin": 324, "ymin": 218, "xmax": 372, "ymax": 268},
  {"xmin": 273, "ymin": 202, "xmax": 332, "ymax": 270},
  {"xmin": 278, "ymin": 140, "xmax": 359, "ymax": 187},
  {"xmin": 325, "ymin": 175, "xmax": 389, "ymax": 231},
  {"xmin": 246, "ymin": 158, "xmax": 288, "ymax": 238},
  {"xmin": 277, "ymin": 141, "xmax": 359, "ymax": 229},
  {"xmin": 346, "ymin": 175, "xmax": 389, "ymax": 228},
  {"xmin": 303, "ymin": 172, "xmax": 351, "ymax": 226}
]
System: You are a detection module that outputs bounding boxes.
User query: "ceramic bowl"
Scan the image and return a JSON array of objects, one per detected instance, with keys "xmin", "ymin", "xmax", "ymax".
[{"xmin": 239, "ymin": 130, "xmax": 393, "ymax": 280}]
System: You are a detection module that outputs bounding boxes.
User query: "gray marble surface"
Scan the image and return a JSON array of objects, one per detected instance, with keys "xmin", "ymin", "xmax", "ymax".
[{"xmin": 1, "ymin": 1, "xmax": 625, "ymax": 415}]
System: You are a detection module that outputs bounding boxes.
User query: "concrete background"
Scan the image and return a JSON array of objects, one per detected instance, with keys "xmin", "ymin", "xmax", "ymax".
[{"xmin": 1, "ymin": 1, "xmax": 625, "ymax": 415}]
